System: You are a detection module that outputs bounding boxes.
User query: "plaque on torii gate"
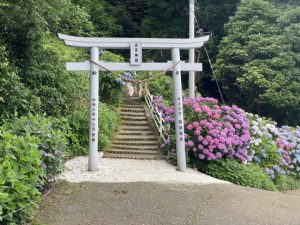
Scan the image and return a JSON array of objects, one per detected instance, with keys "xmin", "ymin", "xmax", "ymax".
[{"xmin": 58, "ymin": 33, "xmax": 209, "ymax": 172}]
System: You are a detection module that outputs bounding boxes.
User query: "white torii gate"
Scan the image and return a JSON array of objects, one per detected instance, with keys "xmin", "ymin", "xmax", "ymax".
[{"xmin": 58, "ymin": 33, "xmax": 209, "ymax": 172}]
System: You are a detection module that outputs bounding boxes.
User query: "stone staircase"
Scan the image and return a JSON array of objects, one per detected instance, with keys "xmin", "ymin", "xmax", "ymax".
[{"xmin": 104, "ymin": 96, "xmax": 161, "ymax": 160}]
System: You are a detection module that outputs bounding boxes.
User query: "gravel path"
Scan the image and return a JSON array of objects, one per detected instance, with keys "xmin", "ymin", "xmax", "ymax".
[{"xmin": 61, "ymin": 152, "xmax": 229, "ymax": 185}]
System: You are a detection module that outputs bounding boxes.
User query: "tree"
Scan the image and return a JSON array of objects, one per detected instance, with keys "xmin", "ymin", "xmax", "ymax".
[{"xmin": 214, "ymin": 0, "xmax": 300, "ymax": 125}]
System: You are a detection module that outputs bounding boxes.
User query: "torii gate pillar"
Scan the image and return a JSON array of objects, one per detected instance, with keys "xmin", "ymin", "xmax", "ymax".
[
  {"xmin": 172, "ymin": 48, "xmax": 186, "ymax": 171},
  {"xmin": 88, "ymin": 47, "xmax": 99, "ymax": 171}
]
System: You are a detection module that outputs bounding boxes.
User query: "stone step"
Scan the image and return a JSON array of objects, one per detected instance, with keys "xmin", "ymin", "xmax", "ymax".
[
  {"xmin": 116, "ymin": 132, "xmax": 156, "ymax": 137},
  {"xmin": 103, "ymin": 153, "xmax": 161, "ymax": 160},
  {"xmin": 116, "ymin": 137, "xmax": 157, "ymax": 142},
  {"xmin": 106, "ymin": 149, "xmax": 159, "ymax": 155},
  {"xmin": 122, "ymin": 101, "xmax": 142, "ymax": 105},
  {"xmin": 121, "ymin": 104, "xmax": 144, "ymax": 109},
  {"xmin": 112, "ymin": 141, "xmax": 158, "ymax": 146},
  {"xmin": 120, "ymin": 127, "xmax": 153, "ymax": 132},
  {"xmin": 118, "ymin": 131, "xmax": 155, "ymax": 136},
  {"xmin": 111, "ymin": 145, "xmax": 159, "ymax": 151},
  {"xmin": 121, "ymin": 122, "xmax": 149, "ymax": 127},
  {"xmin": 120, "ymin": 126, "xmax": 150, "ymax": 130},
  {"xmin": 120, "ymin": 117, "xmax": 147, "ymax": 122},
  {"xmin": 120, "ymin": 112, "xmax": 147, "ymax": 118},
  {"xmin": 120, "ymin": 112, "xmax": 146, "ymax": 117},
  {"xmin": 124, "ymin": 97, "xmax": 140, "ymax": 101},
  {"xmin": 120, "ymin": 108, "xmax": 144, "ymax": 113},
  {"xmin": 120, "ymin": 123, "xmax": 149, "ymax": 126}
]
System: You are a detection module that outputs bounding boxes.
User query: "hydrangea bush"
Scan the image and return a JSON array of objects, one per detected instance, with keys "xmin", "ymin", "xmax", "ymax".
[
  {"xmin": 154, "ymin": 96, "xmax": 300, "ymax": 182},
  {"xmin": 246, "ymin": 113, "xmax": 300, "ymax": 179},
  {"xmin": 278, "ymin": 126, "xmax": 300, "ymax": 177},
  {"xmin": 153, "ymin": 96, "xmax": 251, "ymax": 164},
  {"xmin": 247, "ymin": 113, "xmax": 284, "ymax": 179}
]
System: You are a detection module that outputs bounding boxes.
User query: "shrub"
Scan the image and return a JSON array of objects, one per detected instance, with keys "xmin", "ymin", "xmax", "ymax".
[
  {"xmin": 98, "ymin": 102, "xmax": 119, "ymax": 150},
  {"xmin": 202, "ymin": 159, "xmax": 278, "ymax": 191},
  {"xmin": 0, "ymin": 129, "xmax": 44, "ymax": 224},
  {"xmin": 2, "ymin": 115, "xmax": 68, "ymax": 188},
  {"xmin": 0, "ymin": 45, "xmax": 41, "ymax": 122},
  {"xmin": 66, "ymin": 107, "xmax": 89, "ymax": 156},
  {"xmin": 67, "ymin": 102, "xmax": 120, "ymax": 152},
  {"xmin": 99, "ymin": 51, "xmax": 125, "ymax": 107},
  {"xmin": 135, "ymin": 72, "xmax": 174, "ymax": 103},
  {"xmin": 277, "ymin": 126, "xmax": 300, "ymax": 177},
  {"xmin": 274, "ymin": 175, "xmax": 300, "ymax": 192},
  {"xmin": 155, "ymin": 96, "xmax": 251, "ymax": 164},
  {"xmin": 147, "ymin": 75, "xmax": 173, "ymax": 103},
  {"xmin": 247, "ymin": 113, "xmax": 297, "ymax": 179}
]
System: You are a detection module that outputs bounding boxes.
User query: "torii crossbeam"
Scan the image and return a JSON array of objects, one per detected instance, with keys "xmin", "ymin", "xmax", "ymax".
[{"xmin": 58, "ymin": 33, "xmax": 209, "ymax": 172}]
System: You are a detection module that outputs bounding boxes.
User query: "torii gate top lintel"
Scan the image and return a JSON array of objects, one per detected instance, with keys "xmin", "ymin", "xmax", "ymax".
[{"xmin": 58, "ymin": 33, "xmax": 210, "ymax": 49}]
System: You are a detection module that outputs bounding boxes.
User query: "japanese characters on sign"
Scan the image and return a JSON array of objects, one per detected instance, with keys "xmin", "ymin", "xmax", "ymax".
[
  {"xmin": 91, "ymin": 97, "xmax": 97, "ymax": 142},
  {"xmin": 177, "ymin": 96, "xmax": 184, "ymax": 142},
  {"xmin": 130, "ymin": 42, "xmax": 142, "ymax": 66},
  {"xmin": 91, "ymin": 68, "xmax": 97, "ymax": 143}
]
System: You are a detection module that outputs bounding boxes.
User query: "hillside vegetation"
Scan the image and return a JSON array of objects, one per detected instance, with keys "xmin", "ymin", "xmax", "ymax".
[{"xmin": 1, "ymin": 0, "xmax": 300, "ymax": 223}]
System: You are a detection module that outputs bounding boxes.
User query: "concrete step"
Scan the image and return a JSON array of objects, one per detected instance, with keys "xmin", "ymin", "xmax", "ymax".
[
  {"xmin": 112, "ymin": 141, "xmax": 158, "ymax": 146},
  {"xmin": 121, "ymin": 121, "xmax": 149, "ymax": 126},
  {"xmin": 122, "ymin": 101, "xmax": 142, "ymax": 105},
  {"xmin": 123, "ymin": 97, "xmax": 140, "ymax": 101},
  {"xmin": 116, "ymin": 137, "xmax": 157, "ymax": 142},
  {"xmin": 121, "ymin": 104, "xmax": 144, "ymax": 109},
  {"xmin": 120, "ymin": 117, "xmax": 147, "ymax": 122},
  {"xmin": 120, "ymin": 111, "xmax": 145, "ymax": 116},
  {"xmin": 121, "ymin": 108, "xmax": 145, "ymax": 113},
  {"xmin": 111, "ymin": 145, "xmax": 159, "ymax": 151},
  {"xmin": 103, "ymin": 153, "xmax": 161, "ymax": 160},
  {"xmin": 120, "ymin": 127, "xmax": 152, "ymax": 132},
  {"xmin": 118, "ymin": 131, "xmax": 155, "ymax": 136},
  {"xmin": 106, "ymin": 149, "xmax": 159, "ymax": 155}
]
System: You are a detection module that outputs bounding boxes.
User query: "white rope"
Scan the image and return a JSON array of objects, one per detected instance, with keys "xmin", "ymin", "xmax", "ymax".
[{"xmin": 89, "ymin": 60, "xmax": 181, "ymax": 84}]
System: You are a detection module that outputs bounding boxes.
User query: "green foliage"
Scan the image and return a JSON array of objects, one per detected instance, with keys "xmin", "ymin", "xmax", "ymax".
[
  {"xmin": 44, "ymin": 0, "xmax": 94, "ymax": 36},
  {"xmin": 99, "ymin": 102, "xmax": 120, "ymax": 150},
  {"xmin": 24, "ymin": 35, "xmax": 90, "ymax": 116},
  {"xmin": 215, "ymin": 0, "xmax": 300, "ymax": 125},
  {"xmin": 0, "ymin": 0, "xmax": 93, "ymax": 117},
  {"xmin": 136, "ymin": 72, "xmax": 174, "ymax": 103},
  {"xmin": 2, "ymin": 115, "xmax": 69, "ymax": 187},
  {"xmin": 67, "ymin": 102, "xmax": 119, "ymax": 153},
  {"xmin": 99, "ymin": 51, "xmax": 125, "ymax": 107},
  {"xmin": 274, "ymin": 175, "xmax": 300, "ymax": 192},
  {"xmin": 202, "ymin": 159, "xmax": 278, "ymax": 191},
  {"xmin": 250, "ymin": 137, "xmax": 281, "ymax": 169},
  {"xmin": 141, "ymin": 0, "xmax": 187, "ymax": 38},
  {"xmin": 0, "ymin": 129, "xmax": 44, "ymax": 224},
  {"xmin": 67, "ymin": 107, "xmax": 89, "ymax": 155},
  {"xmin": 72, "ymin": 0, "xmax": 122, "ymax": 36},
  {"xmin": 0, "ymin": 45, "xmax": 41, "ymax": 121},
  {"xmin": 148, "ymin": 75, "xmax": 173, "ymax": 103}
]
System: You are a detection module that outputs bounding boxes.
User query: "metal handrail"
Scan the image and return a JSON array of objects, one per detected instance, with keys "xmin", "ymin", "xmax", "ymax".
[{"xmin": 143, "ymin": 84, "xmax": 169, "ymax": 143}]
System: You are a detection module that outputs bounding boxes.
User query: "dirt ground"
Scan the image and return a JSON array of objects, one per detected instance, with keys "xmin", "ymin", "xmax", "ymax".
[{"xmin": 33, "ymin": 181, "xmax": 300, "ymax": 225}]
